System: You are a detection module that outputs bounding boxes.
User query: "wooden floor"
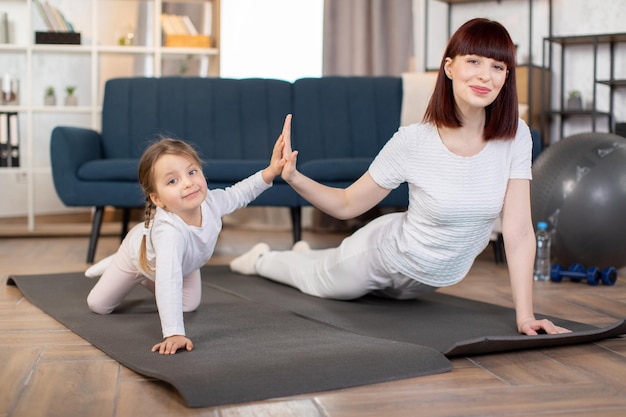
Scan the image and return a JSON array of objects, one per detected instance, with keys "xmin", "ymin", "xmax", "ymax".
[{"xmin": 1, "ymin": 218, "xmax": 626, "ymax": 417}]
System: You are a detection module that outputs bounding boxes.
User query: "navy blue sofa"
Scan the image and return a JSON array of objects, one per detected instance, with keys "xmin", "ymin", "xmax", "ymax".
[
  {"xmin": 292, "ymin": 77, "xmax": 408, "ymax": 208},
  {"xmin": 51, "ymin": 76, "xmax": 408, "ymax": 262}
]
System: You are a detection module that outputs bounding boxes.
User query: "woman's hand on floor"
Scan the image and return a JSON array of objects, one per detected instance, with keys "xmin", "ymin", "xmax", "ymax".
[{"xmin": 519, "ymin": 318, "xmax": 571, "ymax": 336}]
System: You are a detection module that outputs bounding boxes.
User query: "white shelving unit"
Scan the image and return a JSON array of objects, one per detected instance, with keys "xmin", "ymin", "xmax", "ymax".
[{"xmin": 0, "ymin": 0, "xmax": 220, "ymax": 230}]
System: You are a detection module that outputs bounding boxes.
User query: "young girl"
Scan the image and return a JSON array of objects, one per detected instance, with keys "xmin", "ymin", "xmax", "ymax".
[
  {"xmin": 86, "ymin": 136, "xmax": 287, "ymax": 354},
  {"xmin": 231, "ymin": 18, "xmax": 571, "ymax": 337}
]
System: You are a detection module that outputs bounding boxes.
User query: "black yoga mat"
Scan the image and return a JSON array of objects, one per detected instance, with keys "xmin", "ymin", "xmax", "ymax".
[
  {"xmin": 205, "ymin": 266, "xmax": 626, "ymax": 356},
  {"xmin": 7, "ymin": 271, "xmax": 450, "ymax": 408},
  {"xmin": 8, "ymin": 266, "xmax": 626, "ymax": 407},
  {"xmin": 205, "ymin": 266, "xmax": 626, "ymax": 357}
]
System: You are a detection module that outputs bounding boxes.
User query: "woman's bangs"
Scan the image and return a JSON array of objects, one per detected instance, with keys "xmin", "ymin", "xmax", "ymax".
[{"xmin": 457, "ymin": 25, "xmax": 516, "ymax": 67}]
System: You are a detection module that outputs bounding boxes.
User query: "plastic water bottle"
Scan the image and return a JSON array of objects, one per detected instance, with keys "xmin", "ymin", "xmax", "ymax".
[{"xmin": 533, "ymin": 221, "xmax": 551, "ymax": 281}]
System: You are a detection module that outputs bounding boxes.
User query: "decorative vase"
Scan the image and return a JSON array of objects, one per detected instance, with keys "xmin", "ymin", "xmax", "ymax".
[
  {"xmin": 64, "ymin": 95, "xmax": 78, "ymax": 106},
  {"xmin": 567, "ymin": 96, "xmax": 582, "ymax": 110}
]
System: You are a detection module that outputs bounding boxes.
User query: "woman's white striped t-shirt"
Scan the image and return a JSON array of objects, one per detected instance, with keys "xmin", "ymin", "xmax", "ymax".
[{"xmin": 369, "ymin": 120, "xmax": 532, "ymax": 287}]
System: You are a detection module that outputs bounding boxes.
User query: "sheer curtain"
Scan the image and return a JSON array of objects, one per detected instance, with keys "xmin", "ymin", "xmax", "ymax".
[
  {"xmin": 314, "ymin": 0, "xmax": 414, "ymax": 232},
  {"xmin": 323, "ymin": 0, "xmax": 414, "ymax": 76}
]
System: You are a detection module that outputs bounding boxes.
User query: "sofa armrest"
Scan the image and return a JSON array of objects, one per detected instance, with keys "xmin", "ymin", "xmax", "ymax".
[{"xmin": 50, "ymin": 126, "xmax": 103, "ymax": 205}]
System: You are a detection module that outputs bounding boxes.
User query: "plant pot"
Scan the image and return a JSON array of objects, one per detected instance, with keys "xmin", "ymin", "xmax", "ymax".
[
  {"xmin": 567, "ymin": 96, "xmax": 582, "ymax": 110},
  {"xmin": 44, "ymin": 95, "xmax": 56, "ymax": 106},
  {"xmin": 64, "ymin": 95, "xmax": 78, "ymax": 106}
]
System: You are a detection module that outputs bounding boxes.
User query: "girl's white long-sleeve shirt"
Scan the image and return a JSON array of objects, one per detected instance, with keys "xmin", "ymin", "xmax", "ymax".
[{"xmin": 124, "ymin": 170, "xmax": 271, "ymax": 338}]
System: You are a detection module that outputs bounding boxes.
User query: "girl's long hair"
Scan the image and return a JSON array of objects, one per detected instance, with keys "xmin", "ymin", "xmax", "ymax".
[{"xmin": 423, "ymin": 18, "xmax": 519, "ymax": 140}]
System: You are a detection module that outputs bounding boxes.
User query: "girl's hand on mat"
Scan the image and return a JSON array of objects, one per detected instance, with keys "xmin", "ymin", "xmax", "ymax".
[
  {"xmin": 518, "ymin": 318, "xmax": 572, "ymax": 336},
  {"xmin": 151, "ymin": 335, "xmax": 194, "ymax": 354}
]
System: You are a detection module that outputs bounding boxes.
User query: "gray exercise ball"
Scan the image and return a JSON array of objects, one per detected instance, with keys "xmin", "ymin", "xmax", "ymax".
[{"xmin": 530, "ymin": 132, "xmax": 626, "ymax": 269}]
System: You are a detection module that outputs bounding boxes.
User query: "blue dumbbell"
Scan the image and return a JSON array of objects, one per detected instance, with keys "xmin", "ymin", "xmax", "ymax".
[
  {"xmin": 550, "ymin": 263, "xmax": 617, "ymax": 286},
  {"xmin": 598, "ymin": 266, "xmax": 618, "ymax": 285}
]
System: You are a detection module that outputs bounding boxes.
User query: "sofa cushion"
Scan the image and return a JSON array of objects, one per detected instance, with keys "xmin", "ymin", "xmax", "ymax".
[
  {"xmin": 298, "ymin": 158, "xmax": 372, "ymax": 181},
  {"xmin": 203, "ymin": 160, "xmax": 269, "ymax": 182},
  {"xmin": 101, "ymin": 77, "xmax": 293, "ymax": 161},
  {"xmin": 77, "ymin": 159, "xmax": 138, "ymax": 181},
  {"xmin": 292, "ymin": 77, "xmax": 402, "ymax": 163}
]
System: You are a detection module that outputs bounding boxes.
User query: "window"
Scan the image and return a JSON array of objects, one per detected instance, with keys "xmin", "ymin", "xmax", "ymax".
[{"xmin": 220, "ymin": 0, "xmax": 323, "ymax": 81}]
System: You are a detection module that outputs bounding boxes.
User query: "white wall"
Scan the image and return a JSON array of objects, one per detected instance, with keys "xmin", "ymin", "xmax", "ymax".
[{"xmin": 413, "ymin": 0, "xmax": 626, "ymax": 141}]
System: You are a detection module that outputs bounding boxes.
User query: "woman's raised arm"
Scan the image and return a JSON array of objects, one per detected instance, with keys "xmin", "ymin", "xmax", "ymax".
[{"xmin": 280, "ymin": 114, "xmax": 391, "ymax": 220}]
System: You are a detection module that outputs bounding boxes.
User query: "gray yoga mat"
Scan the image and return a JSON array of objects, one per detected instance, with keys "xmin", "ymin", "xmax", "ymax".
[
  {"xmin": 8, "ymin": 271, "xmax": 451, "ymax": 408},
  {"xmin": 204, "ymin": 266, "xmax": 626, "ymax": 357},
  {"xmin": 8, "ymin": 266, "xmax": 626, "ymax": 407}
]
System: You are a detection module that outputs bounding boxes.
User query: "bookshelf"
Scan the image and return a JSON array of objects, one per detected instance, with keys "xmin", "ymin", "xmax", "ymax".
[{"xmin": 0, "ymin": 0, "xmax": 220, "ymax": 230}]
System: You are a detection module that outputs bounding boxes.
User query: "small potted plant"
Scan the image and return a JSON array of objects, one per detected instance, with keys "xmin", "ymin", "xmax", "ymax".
[
  {"xmin": 44, "ymin": 86, "xmax": 56, "ymax": 106},
  {"xmin": 64, "ymin": 86, "xmax": 77, "ymax": 106},
  {"xmin": 567, "ymin": 90, "xmax": 582, "ymax": 110}
]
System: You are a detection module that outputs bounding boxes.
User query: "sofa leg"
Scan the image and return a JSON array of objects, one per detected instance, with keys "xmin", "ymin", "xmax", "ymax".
[
  {"xmin": 87, "ymin": 207, "xmax": 105, "ymax": 264},
  {"xmin": 492, "ymin": 232, "xmax": 505, "ymax": 264},
  {"xmin": 290, "ymin": 206, "xmax": 302, "ymax": 243},
  {"xmin": 121, "ymin": 208, "xmax": 131, "ymax": 241}
]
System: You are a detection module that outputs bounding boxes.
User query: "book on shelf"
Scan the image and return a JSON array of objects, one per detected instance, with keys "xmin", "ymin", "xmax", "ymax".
[
  {"xmin": 161, "ymin": 13, "xmax": 211, "ymax": 48},
  {"xmin": 0, "ymin": 112, "xmax": 19, "ymax": 168},
  {"xmin": 161, "ymin": 14, "xmax": 199, "ymax": 36},
  {"xmin": 160, "ymin": 14, "xmax": 178, "ymax": 36},
  {"xmin": 42, "ymin": 1, "xmax": 65, "ymax": 31},
  {"xmin": 34, "ymin": 1, "xmax": 54, "ymax": 32},
  {"xmin": 181, "ymin": 16, "xmax": 199, "ymax": 36},
  {"xmin": 34, "ymin": 1, "xmax": 81, "ymax": 45},
  {"xmin": 35, "ymin": 0, "xmax": 75, "ymax": 33},
  {"xmin": 0, "ymin": 12, "xmax": 8, "ymax": 44},
  {"xmin": 9, "ymin": 113, "xmax": 19, "ymax": 167},
  {"xmin": 0, "ymin": 112, "xmax": 8, "ymax": 167}
]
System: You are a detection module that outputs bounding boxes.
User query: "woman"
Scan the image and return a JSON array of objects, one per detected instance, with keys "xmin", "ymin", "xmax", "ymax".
[{"xmin": 231, "ymin": 18, "xmax": 569, "ymax": 336}]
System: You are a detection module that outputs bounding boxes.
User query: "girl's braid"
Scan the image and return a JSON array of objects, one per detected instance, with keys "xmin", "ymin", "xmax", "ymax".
[
  {"xmin": 139, "ymin": 197, "xmax": 155, "ymax": 272},
  {"xmin": 144, "ymin": 197, "xmax": 154, "ymax": 228}
]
